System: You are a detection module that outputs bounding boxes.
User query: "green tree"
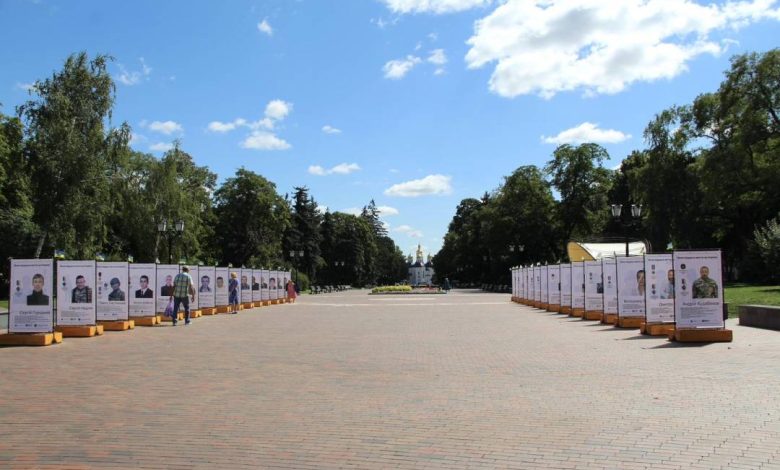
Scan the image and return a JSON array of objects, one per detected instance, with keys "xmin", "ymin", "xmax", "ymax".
[{"xmin": 284, "ymin": 186, "xmax": 322, "ymax": 281}]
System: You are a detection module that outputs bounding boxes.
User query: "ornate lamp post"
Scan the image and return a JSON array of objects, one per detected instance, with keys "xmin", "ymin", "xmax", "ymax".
[
  {"xmin": 157, "ymin": 219, "xmax": 185, "ymax": 264},
  {"xmin": 289, "ymin": 249, "xmax": 304, "ymax": 284},
  {"xmin": 609, "ymin": 204, "xmax": 642, "ymax": 256}
]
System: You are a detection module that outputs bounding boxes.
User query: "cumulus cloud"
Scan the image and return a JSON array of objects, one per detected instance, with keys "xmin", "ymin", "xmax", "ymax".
[
  {"xmin": 322, "ymin": 125, "xmax": 342, "ymax": 134},
  {"xmin": 394, "ymin": 224, "xmax": 423, "ymax": 238},
  {"xmin": 209, "ymin": 99, "xmax": 292, "ymax": 150},
  {"xmin": 129, "ymin": 133, "xmax": 146, "ymax": 146},
  {"xmin": 377, "ymin": 205, "xmax": 400, "ymax": 216},
  {"xmin": 16, "ymin": 82, "xmax": 35, "ymax": 92},
  {"xmin": 383, "ymin": 55, "xmax": 422, "ymax": 79},
  {"xmin": 465, "ymin": 0, "xmax": 780, "ymax": 99},
  {"xmin": 308, "ymin": 163, "xmax": 361, "ymax": 176},
  {"xmin": 116, "ymin": 57, "xmax": 152, "ymax": 86},
  {"xmin": 257, "ymin": 19, "xmax": 273, "ymax": 36},
  {"xmin": 149, "ymin": 142, "xmax": 173, "ymax": 152},
  {"xmin": 542, "ymin": 122, "xmax": 631, "ymax": 145},
  {"xmin": 148, "ymin": 120, "xmax": 183, "ymax": 135},
  {"xmin": 340, "ymin": 207, "xmax": 363, "ymax": 216},
  {"xmin": 383, "ymin": 0, "xmax": 492, "ymax": 14},
  {"xmin": 427, "ymin": 48, "xmax": 447, "ymax": 65},
  {"xmin": 384, "ymin": 174, "xmax": 453, "ymax": 197}
]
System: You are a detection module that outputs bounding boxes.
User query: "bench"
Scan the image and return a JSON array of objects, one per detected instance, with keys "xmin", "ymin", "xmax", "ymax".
[{"xmin": 739, "ymin": 305, "xmax": 780, "ymax": 330}]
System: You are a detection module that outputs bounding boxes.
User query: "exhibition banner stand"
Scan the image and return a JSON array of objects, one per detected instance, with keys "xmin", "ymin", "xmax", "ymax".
[
  {"xmin": 547, "ymin": 264, "xmax": 560, "ymax": 312},
  {"xmin": 129, "ymin": 263, "xmax": 160, "ymax": 326},
  {"xmin": 570, "ymin": 262, "xmax": 585, "ymax": 317},
  {"xmin": 56, "ymin": 260, "xmax": 103, "ymax": 337},
  {"xmin": 184, "ymin": 265, "xmax": 202, "ymax": 317},
  {"xmin": 252, "ymin": 269, "xmax": 263, "ymax": 307},
  {"xmin": 533, "ymin": 266, "xmax": 541, "ymax": 309},
  {"xmin": 240, "ymin": 268, "xmax": 253, "ymax": 309},
  {"xmin": 670, "ymin": 250, "xmax": 732, "ymax": 342},
  {"xmin": 583, "ymin": 261, "xmax": 603, "ymax": 321},
  {"xmin": 615, "ymin": 256, "xmax": 645, "ymax": 328},
  {"xmin": 260, "ymin": 269, "xmax": 271, "ymax": 306},
  {"xmin": 0, "ymin": 259, "xmax": 62, "ymax": 346},
  {"xmin": 640, "ymin": 254, "xmax": 676, "ymax": 336},
  {"xmin": 156, "ymin": 264, "xmax": 182, "ymax": 322},
  {"xmin": 560, "ymin": 264, "xmax": 572, "ymax": 315},
  {"xmin": 539, "ymin": 265, "xmax": 549, "ymax": 311},
  {"xmin": 96, "ymin": 261, "xmax": 134, "ymax": 331},
  {"xmin": 601, "ymin": 257, "xmax": 618, "ymax": 325},
  {"xmin": 214, "ymin": 267, "xmax": 230, "ymax": 313},
  {"xmin": 198, "ymin": 266, "xmax": 217, "ymax": 315}
]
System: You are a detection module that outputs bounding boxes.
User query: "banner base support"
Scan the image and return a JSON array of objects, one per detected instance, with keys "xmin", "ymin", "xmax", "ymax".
[
  {"xmin": 55, "ymin": 325, "xmax": 103, "ymax": 337},
  {"xmin": 159, "ymin": 312, "xmax": 185, "ymax": 322},
  {"xmin": 130, "ymin": 316, "xmax": 160, "ymax": 326},
  {"xmin": 570, "ymin": 308, "xmax": 584, "ymax": 318},
  {"xmin": 601, "ymin": 313, "xmax": 618, "ymax": 324},
  {"xmin": 583, "ymin": 311, "xmax": 603, "ymax": 321},
  {"xmin": 670, "ymin": 328, "xmax": 733, "ymax": 343},
  {"xmin": 640, "ymin": 322, "xmax": 675, "ymax": 336},
  {"xmin": 0, "ymin": 332, "xmax": 63, "ymax": 346},
  {"xmin": 616, "ymin": 317, "xmax": 643, "ymax": 328},
  {"xmin": 201, "ymin": 307, "xmax": 216, "ymax": 315},
  {"xmin": 97, "ymin": 320, "xmax": 134, "ymax": 331}
]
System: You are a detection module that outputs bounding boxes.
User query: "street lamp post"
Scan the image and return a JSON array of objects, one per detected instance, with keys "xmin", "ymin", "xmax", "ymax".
[
  {"xmin": 610, "ymin": 204, "xmax": 642, "ymax": 256},
  {"xmin": 334, "ymin": 261, "xmax": 345, "ymax": 285},
  {"xmin": 157, "ymin": 219, "xmax": 185, "ymax": 264},
  {"xmin": 289, "ymin": 249, "xmax": 304, "ymax": 285}
]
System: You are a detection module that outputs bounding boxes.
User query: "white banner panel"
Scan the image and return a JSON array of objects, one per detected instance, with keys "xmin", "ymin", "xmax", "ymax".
[
  {"xmin": 521, "ymin": 267, "xmax": 526, "ymax": 300},
  {"xmin": 57, "ymin": 260, "xmax": 97, "ymax": 326},
  {"xmin": 674, "ymin": 250, "xmax": 724, "ymax": 328},
  {"xmin": 199, "ymin": 266, "xmax": 216, "ymax": 308},
  {"xmin": 616, "ymin": 256, "xmax": 645, "ymax": 318},
  {"xmin": 571, "ymin": 262, "xmax": 585, "ymax": 309},
  {"xmin": 602, "ymin": 258, "xmax": 618, "ymax": 315},
  {"xmin": 269, "ymin": 270, "xmax": 278, "ymax": 300},
  {"xmin": 548, "ymin": 265, "xmax": 560, "ymax": 306},
  {"xmin": 645, "ymin": 254, "xmax": 674, "ymax": 323},
  {"xmin": 279, "ymin": 271, "xmax": 287, "ymax": 298},
  {"xmin": 156, "ymin": 264, "xmax": 179, "ymax": 313},
  {"xmin": 9, "ymin": 259, "xmax": 54, "ymax": 333},
  {"xmin": 260, "ymin": 269, "xmax": 270, "ymax": 301},
  {"xmin": 215, "ymin": 268, "xmax": 229, "ymax": 306},
  {"xmin": 239, "ymin": 269, "xmax": 251, "ymax": 302},
  {"xmin": 533, "ymin": 266, "xmax": 540, "ymax": 303},
  {"xmin": 96, "ymin": 261, "xmax": 129, "ymax": 321},
  {"xmin": 584, "ymin": 261, "xmax": 603, "ymax": 312},
  {"xmin": 560, "ymin": 264, "xmax": 572, "ymax": 308},
  {"xmin": 252, "ymin": 269, "xmax": 262, "ymax": 302},
  {"xmin": 129, "ymin": 263, "xmax": 156, "ymax": 317},
  {"xmin": 540, "ymin": 266, "xmax": 549, "ymax": 305},
  {"xmin": 183, "ymin": 266, "xmax": 199, "ymax": 310}
]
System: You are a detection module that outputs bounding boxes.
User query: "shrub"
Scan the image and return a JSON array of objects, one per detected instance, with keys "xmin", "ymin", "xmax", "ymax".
[{"xmin": 371, "ymin": 285, "xmax": 412, "ymax": 293}]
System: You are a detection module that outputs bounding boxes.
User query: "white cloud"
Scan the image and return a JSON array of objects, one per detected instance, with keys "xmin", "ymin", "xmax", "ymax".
[
  {"xmin": 308, "ymin": 163, "xmax": 361, "ymax": 176},
  {"xmin": 16, "ymin": 82, "xmax": 34, "ymax": 92},
  {"xmin": 384, "ymin": 174, "xmax": 453, "ymax": 197},
  {"xmin": 542, "ymin": 122, "xmax": 631, "ymax": 145},
  {"xmin": 129, "ymin": 133, "xmax": 146, "ymax": 146},
  {"xmin": 322, "ymin": 125, "xmax": 342, "ymax": 134},
  {"xmin": 394, "ymin": 224, "xmax": 423, "ymax": 238},
  {"xmin": 148, "ymin": 120, "xmax": 183, "ymax": 135},
  {"xmin": 117, "ymin": 57, "xmax": 152, "ymax": 86},
  {"xmin": 241, "ymin": 131, "xmax": 291, "ymax": 151},
  {"xmin": 316, "ymin": 204, "xmax": 329, "ymax": 214},
  {"xmin": 427, "ymin": 48, "xmax": 447, "ymax": 65},
  {"xmin": 149, "ymin": 142, "xmax": 173, "ymax": 152},
  {"xmin": 265, "ymin": 100, "xmax": 292, "ymax": 120},
  {"xmin": 377, "ymin": 205, "xmax": 400, "ymax": 216},
  {"xmin": 383, "ymin": 55, "xmax": 422, "ymax": 79},
  {"xmin": 340, "ymin": 207, "xmax": 363, "ymax": 216},
  {"xmin": 383, "ymin": 0, "xmax": 492, "ymax": 14},
  {"xmin": 465, "ymin": 0, "xmax": 780, "ymax": 99},
  {"xmin": 257, "ymin": 19, "xmax": 273, "ymax": 36}
]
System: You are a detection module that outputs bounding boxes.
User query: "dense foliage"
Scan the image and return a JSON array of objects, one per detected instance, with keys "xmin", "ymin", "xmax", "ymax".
[
  {"xmin": 435, "ymin": 49, "xmax": 780, "ymax": 285},
  {"xmin": 0, "ymin": 52, "xmax": 407, "ymax": 294}
]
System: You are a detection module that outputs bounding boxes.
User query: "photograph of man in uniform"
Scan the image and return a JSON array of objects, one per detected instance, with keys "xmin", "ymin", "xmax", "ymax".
[
  {"xmin": 661, "ymin": 269, "xmax": 675, "ymax": 299},
  {"xmin": 135, "ymin": 275, "xmax": 153, "ymax": 298},
  {"xmin": 26, "ymin": 273, "xmax": 50, "ymax": 306},
  {"xmin": 241, "ymin": 275, "xmax": 250, "ymax": 290},
  {"xmin": 108, "ymin": 277, "xmax": 125, "ymax": 301},
  {"xmin": 692, "ymin": 266, "xmax": 718, "ymax": 298},
  {"xmin": 160, "ymin": 274, "xmax": 174, "ymax": 297},
  {"xmin": 269, "ymin": 277, "xmax": 277, "ymax": 290},
  {"xmin": 199, "ymin": 275, "xmax": 212, "ymax": 293},
  {"xmin": 71, "ymin": 275, "xmax": 92, "ymax": 303},
  {"xmin": 252, "ymin": 276, "xmax": 260, "ymax": 290}
]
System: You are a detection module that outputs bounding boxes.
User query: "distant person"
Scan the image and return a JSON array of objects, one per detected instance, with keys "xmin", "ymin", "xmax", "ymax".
[
  {"xmin": 135, "ymin": 275, "xmax": 154, "ymax": 298},
  {"xmin": 199, "ymin": 275, "xmax": 211, "ymax": 293},
  {"xmin": 160, "ymin": 274, "xmax": 174, "ymax": 297},
  {"xmin": 170, "ymin": 266, "xmax": 195, "ymax": 326},
  {"xmin": 228, "ymin": 271, "xmax": 239, "ymax": 314},
  {"xmin": 26, "ymin": 273, "xmax": 50, "ymax": 306},
  {"xmin": 692, "ymin": 266, "xmax": 718, "ymax": 298},
  {"xmin": 661, "ymin": 269, "xmax": 675, "ymax": 299},
  {"xmin": 287, "ymin": 280, "xmax": 297, "ymax": 303},
  {"xmin": 108, "ymin": 277, "xmax": 125, "ymax": 301},
  {"xmin": 71, "ymin": 275, "xmax": 92, "ymax": 304},
  {"xmin": 443, "ymin": 277, "xmax": 451, "ymax": 292}
]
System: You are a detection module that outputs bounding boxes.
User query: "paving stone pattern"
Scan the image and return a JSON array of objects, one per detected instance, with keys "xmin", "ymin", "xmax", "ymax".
[{"xmin": 1, "ymin": 290, "xmax": 779, "ymax": 469}]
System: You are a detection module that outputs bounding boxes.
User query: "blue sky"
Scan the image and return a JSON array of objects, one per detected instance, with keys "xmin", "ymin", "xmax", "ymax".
[{"xmin": 1, "ymin": 0, "xmax": 778, "ymax": 258}]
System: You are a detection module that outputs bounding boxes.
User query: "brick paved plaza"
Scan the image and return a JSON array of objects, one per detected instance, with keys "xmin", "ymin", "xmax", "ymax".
[{"xmin": 1, "ymin": 290, "xmax": 779, "ymax": 469}]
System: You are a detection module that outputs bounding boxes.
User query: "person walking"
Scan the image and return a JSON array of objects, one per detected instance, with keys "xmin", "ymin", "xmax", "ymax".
[
  {"xmin": 170, "ymin": 266, "xmax": 195, "ymax": 326},
  {"xmin": 286, "ymin": 280, "xmax": 297, "ymax": 303},
  {"xmin": 228, "ymin": 271, "xmax": 239, "ymax": 314}
]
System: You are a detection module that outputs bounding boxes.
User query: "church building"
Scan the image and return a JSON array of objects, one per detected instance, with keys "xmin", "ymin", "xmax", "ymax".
[{"xmin": 408, "ymin": 244, "xmax": 435, "ymax": 286}]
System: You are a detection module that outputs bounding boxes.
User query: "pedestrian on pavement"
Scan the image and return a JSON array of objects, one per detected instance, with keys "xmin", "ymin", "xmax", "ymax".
[
  {"xmin": 228, "ymin": 271, "xmax": 239, "ymax": 314},
  {"xmin": 287, "ymin": 280, "xmax": 297, "ymax": 303},
  {"xmin": 170, "ymin": 266, "xmax": 195, "ymax": 326},
  {"xmin": 443, "ymin": 277, "xmax": 451, "ymax": 292}
]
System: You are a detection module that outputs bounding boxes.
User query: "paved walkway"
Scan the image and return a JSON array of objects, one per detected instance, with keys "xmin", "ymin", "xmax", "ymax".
[{"xmin": 1, "ymin": 290, "xmax": 778, "ymax": 469}]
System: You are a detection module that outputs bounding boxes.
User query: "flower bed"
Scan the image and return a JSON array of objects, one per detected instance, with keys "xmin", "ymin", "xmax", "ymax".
[{"xmin": 369, "ymin": 286, "xmax": 445, "ymax": 295}]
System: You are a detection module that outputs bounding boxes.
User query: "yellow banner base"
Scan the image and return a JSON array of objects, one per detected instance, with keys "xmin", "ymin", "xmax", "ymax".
[
  {"xmin": 98, "ymin": 320, "xmax": 135, "ymax": 331},
  {"xmin": 0, "ymin": 332, "xmax": 63, "ymax": 346}
]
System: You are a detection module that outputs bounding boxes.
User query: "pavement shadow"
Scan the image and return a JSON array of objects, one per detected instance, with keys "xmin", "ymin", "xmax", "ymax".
[
  {"xmin": 622, "ymin": 334, "xmax": 664, "ymax": 340},
  {"xmin": 647, "ymin": 341, "xmax": 710, "ymax": 349}
]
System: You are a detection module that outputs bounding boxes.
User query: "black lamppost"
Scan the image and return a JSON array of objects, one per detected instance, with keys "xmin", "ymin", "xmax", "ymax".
[
  {"xmin": 289, "ymin": 249, "xmax": 304, "ymax": 284},
  {"xmin": 610, "ymin": 204, "xmax": 642, "ymax": 256},
  {"xmin": 157, "ymin": 219, "xmax": 185, "ymax": 264},
  {"xmin": 334, "ymin": 260, "xmax": 345, "ymax": 284}
]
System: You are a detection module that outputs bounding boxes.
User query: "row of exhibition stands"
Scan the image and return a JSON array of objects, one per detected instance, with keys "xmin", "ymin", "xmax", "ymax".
[
  {"xmin": 510, "ymin": 246, "xmax": 733, "ymax": 342},
  {"xmin": 0, "ymin": 259, "xmax": 293, "ymax": 346}
]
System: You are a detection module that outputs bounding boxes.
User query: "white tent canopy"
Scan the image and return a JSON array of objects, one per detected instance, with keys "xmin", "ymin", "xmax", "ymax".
[{"xmin": 567, "ymin": 241, "xmax": 647, "ymax": 261}]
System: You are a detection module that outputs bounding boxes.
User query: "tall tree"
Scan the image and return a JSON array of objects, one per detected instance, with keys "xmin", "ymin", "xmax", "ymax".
[{"xmin": 284, "ymin": 186, "xmax": 322, "ymax": 281}]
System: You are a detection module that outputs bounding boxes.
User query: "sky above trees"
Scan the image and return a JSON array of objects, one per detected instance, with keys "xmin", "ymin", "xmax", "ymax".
[{"xmin": 1, "ymin": 0, "xmax": 779, "ymax": 256}]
